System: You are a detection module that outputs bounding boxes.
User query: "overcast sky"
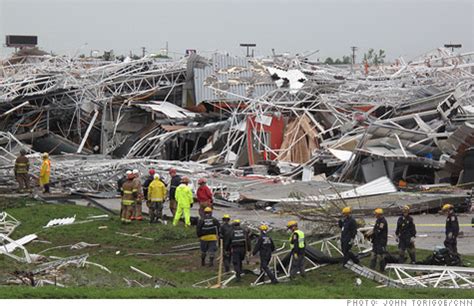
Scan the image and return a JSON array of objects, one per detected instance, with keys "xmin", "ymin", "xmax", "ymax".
[{"xmin": 0, "ymin": 0, "xmax": 473, "ymax": 61}]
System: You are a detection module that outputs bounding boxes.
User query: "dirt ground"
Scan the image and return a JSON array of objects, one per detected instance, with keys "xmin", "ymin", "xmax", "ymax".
[{"xmin": 85, "ymin": 198, "xmax": 474, "ymax": 255}]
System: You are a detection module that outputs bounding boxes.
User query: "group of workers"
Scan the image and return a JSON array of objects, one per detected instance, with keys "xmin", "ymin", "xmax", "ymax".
[
  {"xmin": 118, "ymin": 167, "xmax": 214, "ymax": 225},
  {"xmin": 340, "ymin": 204, "xmax": 460, "ymax": 272},
  {"xmin": 14, "ymin": 150, "xmax": 51, "ymax": 193},
  {"xmin": 14, "ymin": 154, "xmax": 462, "ymax": 280}
]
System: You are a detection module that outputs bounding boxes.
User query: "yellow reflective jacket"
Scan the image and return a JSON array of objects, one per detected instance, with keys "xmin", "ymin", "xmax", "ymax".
[
  {"xmin": 175, "ymin": 184, "xmax": 193, "ymax": 208},
  {"xmin": 148, "ymin": 178, "xmax": 167, "ymax": 202},
  {"xmin": 39, "ymin": 159, "xmax": 51, "ymax": 185}
]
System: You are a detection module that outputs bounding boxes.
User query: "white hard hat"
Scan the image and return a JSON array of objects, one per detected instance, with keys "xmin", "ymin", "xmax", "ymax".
[
  {"xmin": 132, "ymin": 169, "xmax": 139, "ymax": 174},
  {"xmin": 126, "ymin": 170, "xmax": 132, "ymax": 175},
  {"xmin": 154, "ymin": 174, "xmax": 160, "ymax": 179}
]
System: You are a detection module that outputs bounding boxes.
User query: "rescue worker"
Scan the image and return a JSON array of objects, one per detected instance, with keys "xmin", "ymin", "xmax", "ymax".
[
  {"xmin": 395, "ymin": 205, "xmax": 417, "ymax": 263},
  {"xmin": 120, "ymin": 172, "xmax": 138, "ymax": 224},
  {"xmin": 147, "ymin": 174, "xmax": 167, "ymax": 223},
  {"xmin": 131, "ymin": 169, "xmax": 143, "ymax": 221},
  {"xmin": 229, "ymin": 219, "xmax": 250, "ymax": 281},
  {"xmin": 39, "ymin": 152, "xmax": 51, "ymax": 193},
  {"xmin": 196, "ymin": 207, "xmax": 220, "ymax": 267},
  {"xmin": 369, "ymin": 208, "xmax": 388, "ymax": 272},
  {"xmin": 173, "ymin": 176, "xmax": 193, "ymax": 227},
  {"xmin": 143, "ymin": 169, "xmax": 156, "ymax": 202},
  {"xmin": 14, "ymin": 149, "xmax": 30, "ymax": 192},
  {"xmin": 196, "ymin": 178, "xmax": 213, "ymax": 218},
  {"xmin": 287, "ymin": 220, "xmax": 305, "ymax": 278},
  {"xmin": 253, "ymin": 224, "xmax": 278, "ymax": 284},
  {"xmin": 442, "ymin": 204, "xmax": 459, "ymax": 254},
  {"xmin": 220, "ymin": 214, "xmax": 233, "ymax": 272},
  {"xmin": 168, "ymin": 168, "xmax": 181, "ymax": 217},
  {"xmin": 338, "ymin": 207, "xmax": 360, "ymax": 265}
]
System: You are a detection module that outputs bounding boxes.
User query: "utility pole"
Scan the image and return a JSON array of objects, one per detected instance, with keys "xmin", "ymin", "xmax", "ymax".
[
  {"xmin": 350, "ymin": 46, "xmax": 358, "ymax": 72},
  {"xmin": 239, "ymin": 43, "xmax": 256, "ymax": 57},
  {"xmin": 444, "ymin": 43, "xmax": 462, "ymax": 53},
  {"xmin": 141, "ymin": 46, "xmax": 146, "ymax": 58}
]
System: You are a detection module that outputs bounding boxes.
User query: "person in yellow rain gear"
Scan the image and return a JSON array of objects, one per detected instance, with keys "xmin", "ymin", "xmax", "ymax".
[
  {"xmin": 147, "ymin": 174, "xmax": 167, "ymax": 223},
  {"xmin": 39, "ymin": 152, "xmax": 51, "ymax": 193},
  {"xmin": 173, "ymin": 176, "xmax": 193, "ymax": 227},
  {"xmin": 120, "ymin": 172, "xmax": 138, "ymax": 224}
]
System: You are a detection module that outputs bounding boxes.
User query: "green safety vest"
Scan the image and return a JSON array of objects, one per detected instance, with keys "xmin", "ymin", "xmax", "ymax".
[{"xmin": 289, "ymin": 229, "xmax": 305, "ymax": 249}]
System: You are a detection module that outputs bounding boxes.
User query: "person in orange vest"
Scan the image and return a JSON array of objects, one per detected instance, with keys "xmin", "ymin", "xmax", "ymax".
[{"xmin": 39, "ymin": 152, "xmax": 51, "ymax": 193}]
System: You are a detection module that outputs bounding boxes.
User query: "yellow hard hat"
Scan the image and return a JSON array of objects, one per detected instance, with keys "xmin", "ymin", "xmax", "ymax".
[
  {"xmin": 342, "ymin": 207, "xmax": 352, "ymax": 215},
  {"xmin": 442, "ymin": 204, "xmax": 453, "ymax": 211},
  {"xmin": 259, "ymin": 224, "xmax": 269, "ymax": 231},
  {"xmin": 204, "ymin": 207, "xmax": 212, "ymax": 213},
  {"xmin": 402, "ymin": 205, "xmax": 410, "ymax": 211},
  {"xmin": 374, "ymin": 208, "xmax": 383, "ymax": 215},
  {"xmin": 287, "ymin": 220, "xmax": 298, "ymax": 228},
  {"xmin": 222, "ymin": 214, "xmax": 231, "ymax": 220},
  {"xmin": 232, "ymin": 219, "xmax": 241, "ymax": 224}
]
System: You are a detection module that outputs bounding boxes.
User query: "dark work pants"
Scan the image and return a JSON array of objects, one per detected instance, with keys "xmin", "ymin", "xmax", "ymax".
[
  {"xmin": 444, "ymin": 236, "xmax": 458, "ymax": 254},
  {"xmin": 260, "ymin": 255, "xmax": 277, "ymax": 283},
  {"xmin": 232, "ymin": 247, "xmax": 246, "ymax": 279},
  {"xmin": 341, "ymin": 241, "xmax": 359, "ymax": 265},
  {"xmin": 398, "ymin": 239, "xmax": 416, "ymax": 263},
  {"xmin": 223, "ymin": 250, "xmax": 231, "ymax": 272},
  {"xmin": 43, "ymin": 183, "xmax": 50, "ymax": 193},
  {"xmin": 290, "ymin": 250, "xmax": 305, "ymax": 277}
]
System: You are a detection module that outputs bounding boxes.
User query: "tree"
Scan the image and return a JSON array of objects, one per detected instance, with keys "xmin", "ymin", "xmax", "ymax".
[
  {"xmin": 324, "ymin": 57, "xmax": 334, "ymax": 65},
  {"xmin": 342, "ymin": 55, "xmax": 352, "ymax": 64},
  {"xmin": 363, "ymin": 48, "xmax": 386, "ymax": 65},
  {"xmin": 334, "ymin": 58, "xmax": 342, "ymax": 64}
]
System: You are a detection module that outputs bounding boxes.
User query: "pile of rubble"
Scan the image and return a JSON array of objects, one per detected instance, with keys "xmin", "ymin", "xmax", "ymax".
[{"xmin": 0, "ymin": 47, "xmax": 473, "ymax": 215}]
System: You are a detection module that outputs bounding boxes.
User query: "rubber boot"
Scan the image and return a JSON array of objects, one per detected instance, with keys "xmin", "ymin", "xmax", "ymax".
[
  {"xmin": 201, "ymin": 254, "xmax": 206, "ymax": 267},
  {"xmin": 209, "ymin": 256, "xmax": 214, "ymax": 267}
]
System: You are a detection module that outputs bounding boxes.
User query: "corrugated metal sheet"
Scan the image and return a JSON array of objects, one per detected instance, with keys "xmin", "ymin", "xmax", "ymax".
[{"xmin": 194, "ymin": 54, "xmax": 276, "ymax": 103}]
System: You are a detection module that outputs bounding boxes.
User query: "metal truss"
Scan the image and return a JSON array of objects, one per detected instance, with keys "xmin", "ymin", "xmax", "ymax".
[
  {"xmin": 0, "ymin": 211, "xmax": 21, "ymax": 237},
  {"xmin": 252, "ymin": 229, "xmax": 372, "ymax": 286},
  {"xmin": 0, "ymin": 233, "xmax": 33, "ymax": 263},
  {"xmin": 385, "ymin": 264, "xmax": 474, "ymax": 289}
]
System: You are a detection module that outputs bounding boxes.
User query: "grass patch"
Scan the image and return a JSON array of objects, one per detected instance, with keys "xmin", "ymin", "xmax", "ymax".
[{"xmin": 0, "ymin": 198, "xmax": 473, "ymax": 298}]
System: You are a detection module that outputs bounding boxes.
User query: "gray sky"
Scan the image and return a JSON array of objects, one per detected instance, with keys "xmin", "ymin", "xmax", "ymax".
[{"xmin": 1, "ymin": 0, "xmax": 473, "ymax": 61}]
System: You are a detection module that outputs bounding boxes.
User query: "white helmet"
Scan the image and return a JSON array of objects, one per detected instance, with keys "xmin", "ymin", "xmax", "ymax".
[
  {"xmin": 132, "ymin": 169, "xmax": 139, "ymax": 174},
  {"xmin": 126, "ymin": 170, "xmax": 132, "ymax": 175},
  {"xmin": 154, "ymin": 174, "xmax": 160, "ymax": 179}
]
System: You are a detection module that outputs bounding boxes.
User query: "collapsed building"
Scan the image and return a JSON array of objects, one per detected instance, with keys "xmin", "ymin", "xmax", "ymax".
[{"xmin": 0, "ymin": 47, "xmax": 473, "ymax": 215}]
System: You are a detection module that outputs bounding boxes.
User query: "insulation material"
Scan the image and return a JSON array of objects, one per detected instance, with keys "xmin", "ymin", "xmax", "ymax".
[
  {"xmin": 278, "ymin": 114, "xmax": 319, "ymax": 164},
  {"xmin": 44, "ymin": 216, "xmax": 76, "ymax": 228}
]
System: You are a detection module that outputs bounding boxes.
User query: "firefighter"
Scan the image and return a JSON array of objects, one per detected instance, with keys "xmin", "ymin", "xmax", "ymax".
[
  {"xmin": 338, "ymin": 207, "xmax": 360, "ymax": 265},
  {"xmin": 196, "ymin": 207, "xmax": 220, "ymax": 267},
  {"xmin": 196, "ymin": 178, "xmax": 213, "ymax": 219},
  {"xmin": 287, "ymin": 220, "xmax": 305, "ymax": 278},
  {"xmin": 395, "ymin": 205, "xmax": 417, "ymax": 263},
  {"xmin": 173, "ymin": 176, "xmax": 193, "ymax": 227},
  {"xmin": 120, "ymin": 172, "xmax": 137, "ymax": 224},
  {"xmin": 117, "ymin": 171, "xmax": 130, "ymax": 194},
  {"xmin": 369, "ymin": 208, "xmax": 388, "ymax": 272},
  {"xmin": 168, "ymin": 168, "xmax": 181, "ymax": 217},
  {"xmin": 442, "ymin": 204, "xmax": 459, "ymax": 254},
  {"xmin": 229, "ymin": 219, "xmax": 250, "ymax": 282},
  {"xmin": 220, "ymin": 214, "xmax": 233, "ymax": 272},
  {"xmin": 39, "ymin": 152, "xmax": 51, "ymax": 193},
  {"xmin": 131, "ymin": 169, "xmax": 143, "ymax": 221},
  {"xmin": 14, "ymin": 149, "xmax": 30, "ymax": 192},
  {"xmin": 147, "ymin": 174, "xmax": 167, "ymax": 223},
  {"xmin": 253, "ymin": 224, "xmax": 278, "ymax": 284}
]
